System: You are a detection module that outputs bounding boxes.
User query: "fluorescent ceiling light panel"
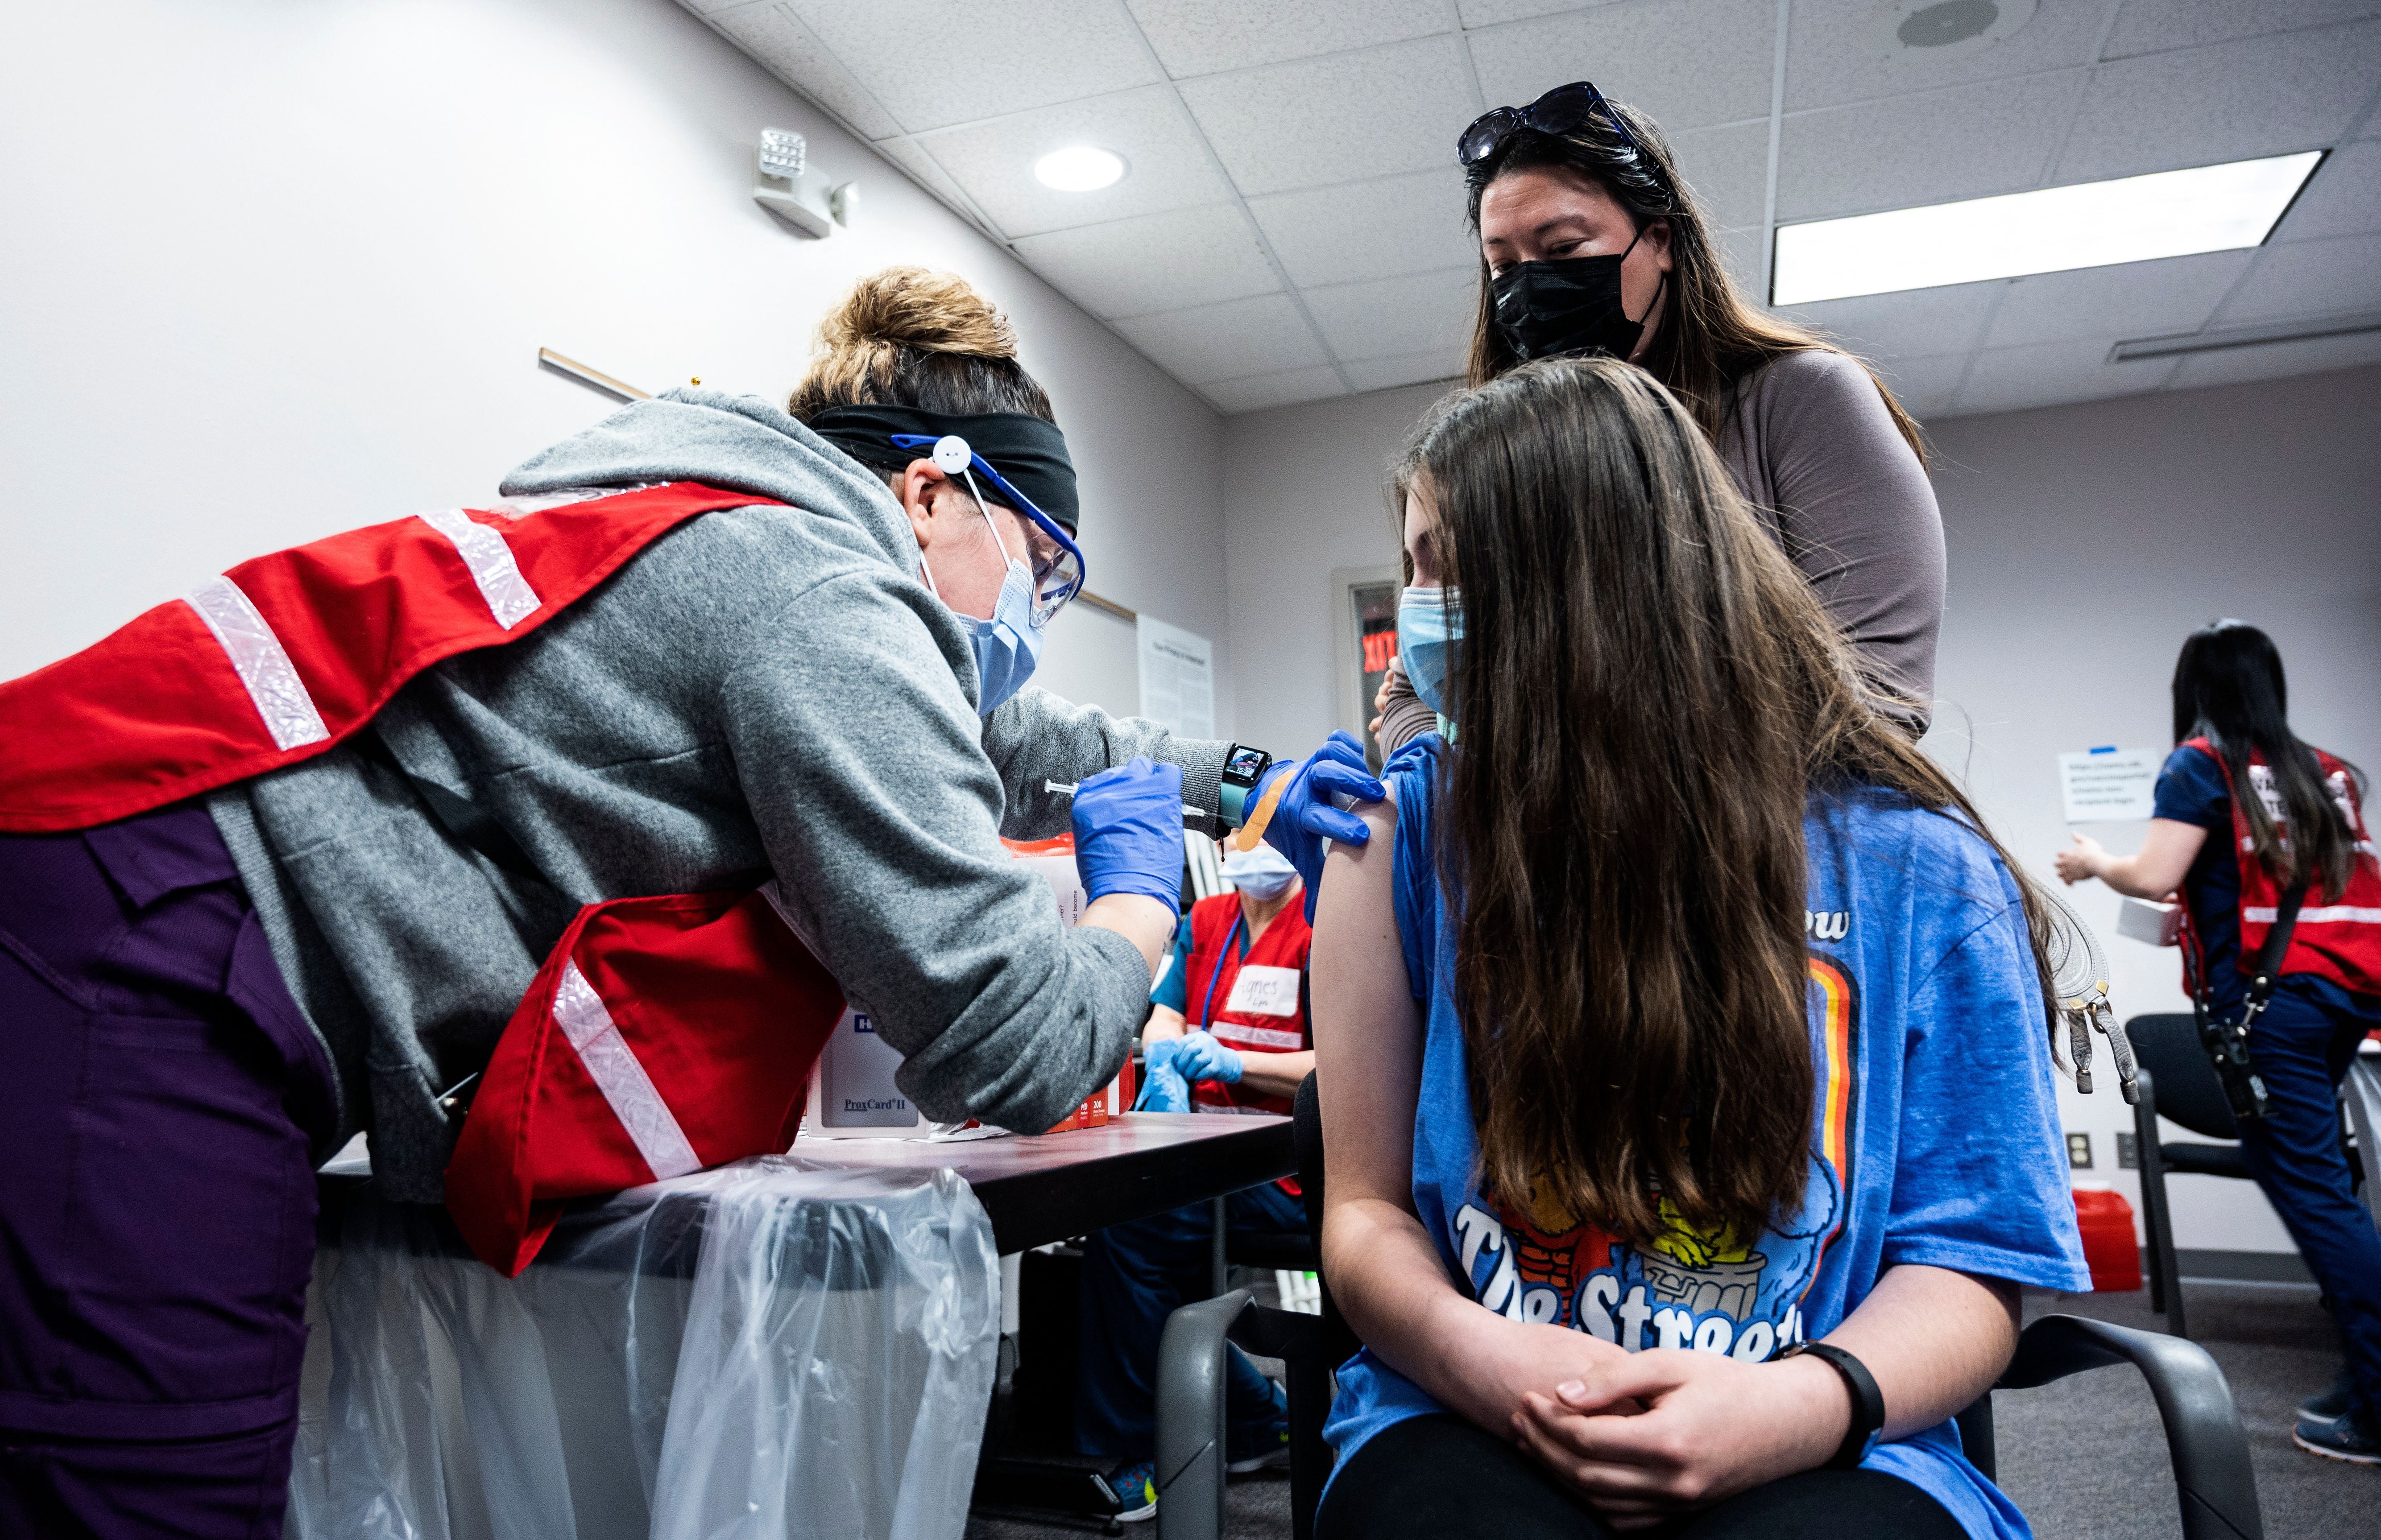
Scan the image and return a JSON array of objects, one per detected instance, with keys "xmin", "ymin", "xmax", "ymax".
[
  {"xmin": 1034, "ymin": 146, "xmax": 1126, "ymax": 192},
  {"xmin": 1771, "ymin": 151, "xmax": 2324, "ymax": 306}
]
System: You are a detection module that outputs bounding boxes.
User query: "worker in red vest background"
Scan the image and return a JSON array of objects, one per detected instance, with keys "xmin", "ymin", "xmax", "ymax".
[
  {"xmin": 1073, "ymin": 842, "xmax": 1315, "ymax": 1521},
  {"xmin": 0, "ymin": 267, "xmax": 1387, "ymax": 1540}
]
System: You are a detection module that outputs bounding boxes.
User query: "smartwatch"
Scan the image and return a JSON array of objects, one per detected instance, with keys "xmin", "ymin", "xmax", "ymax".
[
  {"xmin": 1781, "ymin": 1341, "xmax": 1884, "ymax": 1470},
  {"xmin": 1218, "ymin": 743, "xmax": 1273, "ymax": 829}
]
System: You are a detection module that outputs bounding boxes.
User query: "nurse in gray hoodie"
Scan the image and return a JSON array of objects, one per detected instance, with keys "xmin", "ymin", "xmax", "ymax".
[{"xmin": 0, "ymin": 264, "xmax": 1378, "ymax": 1538}]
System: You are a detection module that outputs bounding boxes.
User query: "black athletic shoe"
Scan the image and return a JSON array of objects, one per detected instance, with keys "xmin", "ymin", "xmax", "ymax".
[
  {"xmin": 2294, "ymin": 1410, "xmax": 2381, "ymax": 1465},
  {"xmin": 2298, "ymin": 1366, "xmax": 2357, "ymax": 1424}
]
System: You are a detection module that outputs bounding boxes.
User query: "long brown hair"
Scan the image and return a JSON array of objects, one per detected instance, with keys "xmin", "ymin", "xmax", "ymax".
[
  {"xmin": 1398, "ymin": 356, "xmax": 2044, "ymax": 1245},
  {"xmin": 1461, "ymin": 103, "xmax": 1925, "ymax": 461}
]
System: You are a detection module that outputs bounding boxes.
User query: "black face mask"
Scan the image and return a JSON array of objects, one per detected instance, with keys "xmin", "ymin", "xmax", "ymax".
[{"xmin": 1490, "ymin": 228, "xmax": 1662, "ymax": 364}]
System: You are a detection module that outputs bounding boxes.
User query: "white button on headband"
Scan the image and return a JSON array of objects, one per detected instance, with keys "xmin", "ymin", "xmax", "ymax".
[{"xmin": 932, "ymin": 435, "xmax": 972, "ymax": 475}]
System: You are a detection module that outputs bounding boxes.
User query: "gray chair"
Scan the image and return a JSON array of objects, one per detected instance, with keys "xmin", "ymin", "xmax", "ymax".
[{"xmin": 1158, "ymin": 1075, "xmax": 2265, "ymax": 1540}]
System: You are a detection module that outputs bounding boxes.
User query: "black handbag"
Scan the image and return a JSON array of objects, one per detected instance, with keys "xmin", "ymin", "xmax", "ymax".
[{"xmin": 2190, "ymin": 881, "xmax": 2303, "ymax": 1124}]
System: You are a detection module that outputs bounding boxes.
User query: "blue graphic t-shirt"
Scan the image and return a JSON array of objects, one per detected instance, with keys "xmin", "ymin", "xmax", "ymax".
[{"xmin": 1323, "ymin": 751, "xmax": 2089, "ymax": 1539}]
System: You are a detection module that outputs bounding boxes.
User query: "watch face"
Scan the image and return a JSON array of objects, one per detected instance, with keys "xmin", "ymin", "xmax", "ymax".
[{"xmin": 1224, "ymin": 745, "xmax": 1269, "ymax": 784}]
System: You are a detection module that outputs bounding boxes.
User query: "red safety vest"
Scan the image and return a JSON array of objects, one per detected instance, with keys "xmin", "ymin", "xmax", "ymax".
[
  {"xmin": 2178, "ymin": 738, "xmax": 2381, "ymax": 997},
  {"xmin": 0, "ymin": 484, "xmax": 863, "ymax": 1274},
  {"xmin": 0, "ymin": 482, "xmax": 777, "ymax": 831},
  {"xmin": 1181, "ymin": 889, "xmax": 1310, "ymax": 1118}
]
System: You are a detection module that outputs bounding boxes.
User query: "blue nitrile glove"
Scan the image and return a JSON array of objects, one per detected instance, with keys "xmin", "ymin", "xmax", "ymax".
[
  {"xmin": 1072, "ymin": 756, "xmax": 1186, "ymax": 908},
  {"xmin": 1134, "ymin": 1040, "xmax": 1191, "ymax": 1112},
  {"xmin": 1256, "ymin": 731, "xmax": 1387, "ymax": 922},
  {"xmin": 1172, "ymin": 1031, "xmax": 1243, "ymax": 1086}
]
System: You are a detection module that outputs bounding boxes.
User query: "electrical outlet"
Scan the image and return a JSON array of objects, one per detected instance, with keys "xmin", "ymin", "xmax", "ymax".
[
  {"xmin": 2066, "ymin": 1132, "xmax": 2093, "ymax": 1169},
  {"xmin": 2116, "ymin": 1131, "xmax": 2140, "ymax": 1170}
]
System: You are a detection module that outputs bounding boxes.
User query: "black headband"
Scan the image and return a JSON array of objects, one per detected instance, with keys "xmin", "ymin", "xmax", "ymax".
[{"xmin": 806, "ymin": 405, "xmax": 1079, "ymax": 534}]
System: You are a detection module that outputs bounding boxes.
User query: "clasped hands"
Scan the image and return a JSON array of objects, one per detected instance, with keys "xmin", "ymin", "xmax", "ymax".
[{"xmin": 1491, "ymin": 1323, "xmax": 1850, "ymax": 1530}]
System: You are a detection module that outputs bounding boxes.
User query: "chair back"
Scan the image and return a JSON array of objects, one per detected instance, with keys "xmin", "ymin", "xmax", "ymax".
[
  {"xmin": 1295, "ymin": 1071, "xmax": 1326, "ymax": 1251},
  {"xmin": 2125, "ymin": 1014, "xmax": 2241, "ymax": 1140}
]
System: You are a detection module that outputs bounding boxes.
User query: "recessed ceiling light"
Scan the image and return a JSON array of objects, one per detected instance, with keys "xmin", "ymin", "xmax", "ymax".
[
  {"xmin": 1771, "ymin": 151, "xmax": 2325, "ymax": 307},
  {"xmin": 1034, "ymin": 146, "xmax": 1126, "ymax": 192}
]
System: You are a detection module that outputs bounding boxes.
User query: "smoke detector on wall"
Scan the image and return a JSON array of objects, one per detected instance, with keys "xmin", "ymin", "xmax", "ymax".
[{"xmin": 1870, "ymin": 0, "xmax": 2037, "ymax": 62}]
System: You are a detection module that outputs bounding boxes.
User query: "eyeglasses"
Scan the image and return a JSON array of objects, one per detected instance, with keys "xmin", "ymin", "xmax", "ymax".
[
  {"xmin": 889, "ymin": 433, "xmax": 1085, "ymax": 627},
  {"xmin": 1457, "ymin": 80, "xmax": 1662, "ymax": 190}
]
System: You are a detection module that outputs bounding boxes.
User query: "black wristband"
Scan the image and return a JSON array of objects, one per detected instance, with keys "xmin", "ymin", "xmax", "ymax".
[{"xmin": 1781, "ymin": 1342, "xmax": 1884, "ymax": 1470}]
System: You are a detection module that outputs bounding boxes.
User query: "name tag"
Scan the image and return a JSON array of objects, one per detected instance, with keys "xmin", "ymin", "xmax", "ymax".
[{"xmin": 1224, "ymin": 964, "xmax": 1301, "ymax": 1018}]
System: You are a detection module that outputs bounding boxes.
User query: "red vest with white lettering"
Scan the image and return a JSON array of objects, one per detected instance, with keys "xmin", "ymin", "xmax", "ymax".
[
  {"xmin": 0, "ymin": 484, "xmax": 858, "ymax": 1274},
  {"xmin": 2179, "ymin": 737, "xmax": 2381, "ymax": 997},
  {"xmin": 1181, "ymin": 889, "xmax": 1310, "ymax": 1117}
]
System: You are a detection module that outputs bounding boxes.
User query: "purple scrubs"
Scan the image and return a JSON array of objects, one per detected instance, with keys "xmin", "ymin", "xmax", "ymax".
[{"xmin": 0, "ymin": 801, "xmax": 333, "ymax": 1539}]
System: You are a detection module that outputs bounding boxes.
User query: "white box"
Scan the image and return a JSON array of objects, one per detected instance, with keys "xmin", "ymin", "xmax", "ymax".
[{"xmin": 2116, "ymin": 897, "xmax": 2182, "ymax": 947}]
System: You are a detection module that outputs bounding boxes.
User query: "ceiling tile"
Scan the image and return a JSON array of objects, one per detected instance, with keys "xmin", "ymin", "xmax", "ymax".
[
  {"xmin": 1778, "ymin": 281, "xmax": 2004, "ymax": 363},
  {"xmin": 1114, "ymin": 293, "xmax": 1331, "ymax": 382},
  {"xmin": 1950, "ymin": 338, "xmax": 2180, "ymax": 414},
  {"xmin": 2215, "ymin": 234, "xmax": 2381, "ymax": 323},
  {"xmin": 1871, "ymin": 352, "xmax": 1969, "ymax": 419},
  {"xmin": 1714, "ymin": 225, "xmax": 1766, "ymax": 297},
  {"xmin": 1468, "ymin": 0, "xmax": 1778, "ymax": 136},
  {"xmin": 781, "ymin": 0, "xmax": 1160, "ymax": 132},
  {"xmin": 1127, "ymin": 0, "xmax": 1450, "ymax": 78},
  {"xmin": 2052, "ymin": 22, "xmax": 2381, "ymax": 183},
  {"xmin": 2166, "ymin": 326, "xmax": 2381, "ymax": 389},
  {"xmin": 870, "ymin": 137, "xmax": 981, "ymax": 215},
  {"xmin": 2276, "ymin": 142, "xmax": 2381, "ymax": 242},
  {"xmin": 1178, "ymin": 35, "xmax": 1478, "ymax": 197},
  {"xmin": 711, "ymin": 3, "xmax": 901, "ymax": 140},
  {"xmin": 1346, "ymin": 351, "xmax": 1466, "ymax": 392},
  {"xmin": 1301, "ymin": 267, "xmax": 1478, "ymax": 361},
  {"xmin": 1247, "ymin": 166, "xmax": 1480, "ymax": 286},
  {"xmin": 1013, "ymin": 205, "xmax": 1280, "ymax": 318},
  {"xmin": 1202, "ymin": 365, "xmax": 1350, "ymax": 414},
  {"xmin": 1982, "ymin": 251, "xmax": 2254, "ymax": 348},
  {"xmin": 683, "ymin": 0, "xmax": 766, "ymax": 12},
  {"xmin": 2101, "ymin": 0, "xmax": 2381, "ymax": 59},
  {"xmin": 1668, "ymin": 119, "xmax": 1770, "ymax": 232},
  {"xmin": 1455, "ymin": 0, "xmax": 1611, "ymax": 27},
  {"xmin": 1784, "ymin": 0, "xmax": 2117, "ymax": 112},
  {"xmin": 1778, "ymin": 70, "xmax": 2085, "ymax": 222},
  {"xmin": 914, "ymin": 87, "xmax": 1234, "ymax": 238}
]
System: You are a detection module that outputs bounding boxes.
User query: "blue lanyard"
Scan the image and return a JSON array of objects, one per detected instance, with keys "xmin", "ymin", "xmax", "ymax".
[{"xmin": 1196, "ymin": 912, "xmax": 1246, "ymax": 1029}]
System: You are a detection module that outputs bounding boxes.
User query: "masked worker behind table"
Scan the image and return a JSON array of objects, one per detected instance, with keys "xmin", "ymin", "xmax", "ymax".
[
  {"xmin": 1072, "ymin": 840, "xmax": 1317, "ymax": 1521},
  {"xmin": 0, "ymin": 265, "xmax": 1388, "ymax": 1540}
]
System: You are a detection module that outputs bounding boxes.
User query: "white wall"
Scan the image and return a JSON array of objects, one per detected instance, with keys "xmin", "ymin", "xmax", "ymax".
[
  {"xmin": 0, "ymin": 0, "xmax": 1225, "ymax": 723},
  {"xmin": 1223, "ymin": 361, "xmax": 2381, "ymax": 1255}
]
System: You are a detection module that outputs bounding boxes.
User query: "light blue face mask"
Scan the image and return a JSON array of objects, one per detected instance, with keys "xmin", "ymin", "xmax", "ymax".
[
  {"xmin": 920, "ymin": 483, "xmax": 1045, "ymax": 717},
  {"xmin": 1397, "ymin": 585, "xmax": 1462, "ymax": 723}
]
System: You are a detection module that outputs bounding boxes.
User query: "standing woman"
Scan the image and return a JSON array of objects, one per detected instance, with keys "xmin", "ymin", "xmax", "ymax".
[
  {"xmin": 2057, "ymin": 621, "xmax": 2381, "ymax": 1464},
  {"xmin": 1378, "ymin": 82, "xmax": 1943, "ymax": 751}
]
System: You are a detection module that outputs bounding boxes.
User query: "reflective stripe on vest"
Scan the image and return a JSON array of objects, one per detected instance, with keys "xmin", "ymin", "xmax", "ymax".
[
  {"xmin": 418, "ymin": 507, "xmax": 543, "ymax": 628},
  {"xmin": 551, "ymin": 959, "xmax": 704, "ymax": 1181},
  {"xmin": 183, "ymin": 575, "xmax": 330, "ymax": 751}
]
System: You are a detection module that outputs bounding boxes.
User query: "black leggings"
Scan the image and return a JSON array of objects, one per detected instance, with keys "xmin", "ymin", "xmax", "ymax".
[{"xmin": 1317, "ymin": 1415, "xmax": 1967, "ymax": 1540}]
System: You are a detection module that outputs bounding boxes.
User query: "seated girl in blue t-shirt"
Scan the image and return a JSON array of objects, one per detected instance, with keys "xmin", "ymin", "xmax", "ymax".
[{"xmin": 1309, "ymin": 356, "xmax": 2087, "ymax": 1540}]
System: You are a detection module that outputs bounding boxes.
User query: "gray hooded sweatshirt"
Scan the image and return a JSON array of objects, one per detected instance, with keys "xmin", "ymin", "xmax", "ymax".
[{"xmin": 208, "ymin": 389, "xmax": 1227, "ymax": 1202}]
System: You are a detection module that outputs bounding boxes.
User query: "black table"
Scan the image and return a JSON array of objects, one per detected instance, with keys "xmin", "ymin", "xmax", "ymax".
[{"xmin": 793, "ymin": 1111, "xmax": 1294, "ymax": 1253}]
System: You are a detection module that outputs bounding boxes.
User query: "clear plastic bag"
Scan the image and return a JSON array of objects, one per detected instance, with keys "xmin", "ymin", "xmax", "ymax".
[{"xmin": 286, "ymin": 1156, "xmax": 1001, "ymax": 1540}]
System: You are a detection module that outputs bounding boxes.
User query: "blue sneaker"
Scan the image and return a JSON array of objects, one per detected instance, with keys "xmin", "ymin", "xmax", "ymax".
[
  {"xmin": 1227, "ymin": 1379, "xmax": 1292, "ymax": 1474},
  {"xmin": 1104, "ymin": 1459, "xmax": 1158, "ymax": 1523},
  {"xmin": 2298, "ymin": 1367, "xmax": 2356, "ymax": 1424},
  {"xmin": 2294, "ymin": 1409, "xmax": 2381, "ymax": 1466}
]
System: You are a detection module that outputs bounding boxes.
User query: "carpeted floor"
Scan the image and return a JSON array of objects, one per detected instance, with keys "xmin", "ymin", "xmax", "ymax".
[{"xmin": 966, "ymin": 1279, "xmax": 2369, "ymax": 1539}]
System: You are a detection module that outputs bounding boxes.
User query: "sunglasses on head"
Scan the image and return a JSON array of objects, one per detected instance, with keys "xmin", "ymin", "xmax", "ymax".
[{"xmin": 1457, "ymin": 80, "xmax": 1660, "ymax": 186}]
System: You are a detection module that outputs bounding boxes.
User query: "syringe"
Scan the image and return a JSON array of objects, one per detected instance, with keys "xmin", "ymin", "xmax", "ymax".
[{"xmin": 1043, "ymin": 780, "xmax": 1204, "ymax": 820}]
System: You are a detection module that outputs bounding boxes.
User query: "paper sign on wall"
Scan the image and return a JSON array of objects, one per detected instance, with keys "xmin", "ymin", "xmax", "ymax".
[
  {"xmin": 1136, "ymin": 615, "xmax": 1213, "ymax": 739},
  {"xmin": 2058, "ymin": 746, "xmax": 2162, "ymax": 822}
]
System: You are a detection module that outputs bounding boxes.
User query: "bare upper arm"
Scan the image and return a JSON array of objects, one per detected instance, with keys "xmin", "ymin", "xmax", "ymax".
[
  {"xmin": 2127, "ymin": 818, "xmax": 2209, "ymax": 898},
  {"xmin": 1311, "ymin": 794, "xmax": 1424, "ymax": 1214}
]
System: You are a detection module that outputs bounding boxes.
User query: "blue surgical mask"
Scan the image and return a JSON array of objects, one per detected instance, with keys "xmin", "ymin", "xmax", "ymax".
[
  {"xmin": 1397, "ymin": 585, "xmax": 1462, "ymax": 722},
  {"xmin": 919, "ymin": 487, "xmax": 1046, "ymax": 716}
]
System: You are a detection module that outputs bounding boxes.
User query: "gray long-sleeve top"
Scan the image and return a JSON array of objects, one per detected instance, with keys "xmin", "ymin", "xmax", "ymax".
[
  {"xmin": 209, "ymin": 389, "xmax": 1226, "ymax": 1201},
  {"xmin": 1376, "ymin": 348, "xmax": 1946, "ymax": 751}
]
